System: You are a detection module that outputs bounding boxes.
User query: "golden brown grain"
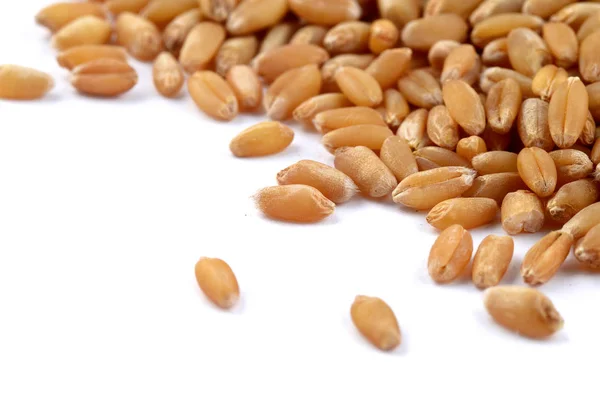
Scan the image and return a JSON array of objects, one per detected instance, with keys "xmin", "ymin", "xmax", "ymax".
[
  {"xmin": 0, "ymin": 65, "xmax": 54, "ymax": 100},
  {"xmin": 393, "ymin": 167, "xmax": 477, "ymax": 210},
  {"xmin": 550, "ymin": 3, "xmax": 600, "ymax": 30},
  {"xmin": 549, "ymin": 77, "xmax": 587, "ymax": 148},
  {"xmin": 335, "ymin": 66, "xmax": 383, "ymax": 107},
  {"xmin": 382, "ymin": 89, "xmax": 410, "ymax": 129},
  {"xmin": 574, "ymin": 224, "xmax": 600, "ymax": 267},
  {"xmin": 321, "ymin": 54, "xmax": 374, "ymax": 89},
  {"xmin": 199, "ymin": 0, "xmax": 238, "ymax": 22},
  {"xmin": 485, "ymin": 78, "xmax": 522, "ymax": 134},
  {"xmin": 140, "ymin": 0, "xmax": 197, "ymax": 28},
  {"xmin": 401, "ymin": 14, "xmax": 469, "ymax": 51},
  {"xmin": 293, "ymin": 93, "xmax": 352, "ymax": 127},
  {"xmin": 106, "ymin": 0, "xmax": 151, "ymax": 15},
  {"xmin": 472, "ymin": 151, "xmax": 519, "ymax": 175},
  {"xmin": 163, "ymin": 9, "xmax": 202, "ymax": 54},
  {"xmin": 577, "ymin": 10, "xmax": 600, "ymax": 41},
  {"xmin": 152, "ymin": 51, "xmax": 184, "ymax": 98},
  {"xmin": 517, "ymin": 98, "xmax": 555, "ymax": 150},
  {"xmin": 324, "ymin": 21, "xmax": 370, "ymax": 54},
  {"xmin": 397, "ymin": 109, "xmax": 431, "ymax": 150},
  {"xmin": 230, "ymin": 121, "xmax": 294, "ymax": 158},
  {"xmin": 472, "ymin": 235, "xmax": 514, "ymax": 289},
  {"xmin": 427, "ymin": 197, "xmax": 498, "ymax": 230},
  {"xmin": 426, "ymin": 105, "xmax": 459, "ymax": 150},
  {"xmin": 188, "ymin": 71, "xmax": 238, "ymax": 121},
  {"xmin": 289, "ymin": 0, "xmax": 361, "ymax": 26},
  {"xmin": 366, "ymin": 48, "xmax": 412, "ymax": 89},
  {"xmin": 547, "ymin": 179, "xmax": 599, "ymax": 224},
  {"xmin": 226, "ymin": 0, "xmax": 288, "ymax": 35},
  {"xmin": 290, "ymin": 25, "xmax": 328, "ymax": 46},
  {"xmin": 351, "ymin": 295, "xmax": 401, "ymax": 351},
  {"xmin": 322, "ymin": 124, "xmax": 393, "ymax": 153},
  {"xmin": 425, "ymin": 0, "xmax": 483, "ymax": 19},
  {"xmin": 481, "ymin": 38, "xmax": 510, "ymax": 67},
  {"xmin": 226, "ymin": 65, "xmax": 262, "ymax": 111},
  {"xmin": 484, "ymin": 286, "xmax": 564, "ymax": 338},
  {"xmin": 517, "ymin": 147, "xmax": 558, "ymax": 197},
  {"xmin": 277, "ymin": 160, "xmax": 357, "ymax": 204},
  {"xmin": 71, "ymin": 58, "xmax": 138, "ymax": 97},
  {"xmin": 507, "ymin": 27, "xmax": 551, "ymax": 77},
  {"xmin": 334, "ymin": 146, "xmax": 398, "ymax": 198},
  {"xmin": 333, "ymin": 145, "xmax": 398, "ymax": 198},
  {"xmin": 549, "ymin": 149, "xmax": 594, "ymax": 185},
  {"xmin": 456, "ymin": 136, "xmax": 488, "ymax": 162},
  {"xmin": 579, "ymin": 29, "xmax": 600, "ymax": 83},
  {"xmin": 501, "ymin": 190, "xmax": 545, "ymax": 234},
  {"xmin": 471, "ymin": 13, "xmax": 544, "ymax": 48},
  {"xmin": 195, "ymin": 257, "xmax": 239, "ymax": 309},
  {"xmin": 115, "ymin": 12, "xmax": 163, "ymax": 62},
  {"xmin": 36, "ymin": 2, "xmax": 106, "ymax": 32},
  {"xmin": 523, "ymin": 0, "xmax": 575, "ymax": 19},
  {"xmin": 563, "ymin": 202, "xmax": 600, "ymax": 239},
  {"xmin": 215, "ymin": 36, "xmax": 259, "ymax": 76},
  {"xmin": 414, "ymin": 147, "xmax": 471, "ymax": 170},
  {"xmin": 463, "ymin": 172, "xmax": 527, "ymax": 203},
  {"xmin": 521, "ymin": 230, "xmax": 574, "ymax": 285},
  {"xmin": 587, "ymin": 81, "xmax": 600, "ymax": 121},
  {"xmin": 543, "ymin": 22, "xmax": 578, "ymax": 69},
  {"xmin": 313, "ymin": 106, "xmax": 386, "ymax": 134},
  {"xmin": 428, "ymin": 224, "xmax": 473, "ymax": 284},
  {"xmin": 397, "ymin": 69, "xmax": 443, "ymax": 109},
  {"xmin": 264, "ymin": 64, "xmax": 322, "ymax": 121},
  {"xmin": 592, "ymin": 137, "xmax": 600, "ymax": 164},
  {"xmin": 254, "ymin": 184, "xmax": 335, "ymax": 223},
  {"xmin": 369, "ymin": 19, "xmax": 399, "ymax": 54},
  {"xmin": 531, "ymin": 64, "xmax": 569, "ymax": 101},
  {"xmin": 480, "ymin": 67, "xmax": 535, "ymax": 97},
  {"xmin": 56, "ymin": 45, "xmax": 127, "ymax": 70},
  {"xmin": 428, "ymin": 40, "xmax": 461, "ymax": 71},
  {"xmin": 259, "ymin": 23, "xmax": 297, "ymax": 54},
  {"xmin": 572, "ymin": 143, "xmax": 593, "ymax": 157},
  {"xmin": 179, "ymin": 22, "xmax": 225, "ymax": 72},
  {"xmin": 254, "ymin": 44, "xmax": 330, "ymax": 84},
  {"xmin": 580, "ymin": 111, "xmax": 596, "ymax": 146},
  {"xmin": 443, "ymin": 80, "xmax": 486, "ymax": 136},
  {"xmin": 52, "ymin": 15, "xmax": 112, "ymax": 51},
  {"xmin": 377, "ymin": 0, "xmax": 419, "ymax": 28},
  {"xmin": 440, "ymin": 44, "xmax": 481, "ymax": 86},
  {"xmin": 470, "ymin": 0, "xmax": 525, "ymax": 26},
  {"xmin": 379, "ymin": 136, "xmax": 418, "ymax": 182}
]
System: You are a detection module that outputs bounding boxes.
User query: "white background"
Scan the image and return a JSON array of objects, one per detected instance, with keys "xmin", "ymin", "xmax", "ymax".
[{"xmin": 1, "ymin": 2, "xmax": 600, "ymax": 398}]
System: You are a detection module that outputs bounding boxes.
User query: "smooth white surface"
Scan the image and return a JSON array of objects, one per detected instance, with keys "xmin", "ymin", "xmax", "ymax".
[{"xmin": 1, "ymin": 3, "xmax": 600, "ymax": 398}]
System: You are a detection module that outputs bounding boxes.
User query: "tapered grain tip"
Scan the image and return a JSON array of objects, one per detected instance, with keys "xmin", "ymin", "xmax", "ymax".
[
  {"xmin": 350, "ymin": 295, "xmax": 401, "ymax": 351},
  {"xmin": 392, "ymin": 167, "xmax": 477, "ymax": 210},
  {"xmin": 8, "ymin": 66, "xmax": 57, "ymax": 97},
  {"xmin": 334, "ymin": 145, "xmax": 397, "ymax": 198},
  {"xmin": 255, "ymin": 185, "xmax": 335, "ymax": 223},
  {"xmin": 277, "ymin": 160, "xmax": 357, "ymax": 204},
  {"xmin": 188, "ymin": 71, "xmax": 239, "ymax": 121},
  {"xmin": 484, "ymin": 286, "xmax": 564, "ymax": 339},
  {"xmin": 574, "ymin": 224, "xmax": 600, "ymax": 267},
  {"xmin": 426, "ymin": 197, "xmax": 498, "ymax": 230},
  {"xmin": 428, "ymin": 224, "xmax": 473, "ymax": 283},
  {"xmin": 472, "ymin": 235, "xmax": 514, "ymax": 289},
  {"xmin": 230, "ymin": 121, "xmax": 294, "ymax": 157},
  {"xmin": 36, "ymin": 2, "xmax": 106, "ymax": 32},
  {"xmin": 521, "ymin": 230, "xmax": 574, "ymax": 285},
  {"xmin": 195, "ymin": 257, "xmax": 240, "ymax": 310}
]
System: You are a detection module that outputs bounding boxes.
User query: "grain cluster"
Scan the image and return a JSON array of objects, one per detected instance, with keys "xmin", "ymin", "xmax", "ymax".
[{"xmin": 15, "ymin": 0, "xmax": 600, "ymax": 349}]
